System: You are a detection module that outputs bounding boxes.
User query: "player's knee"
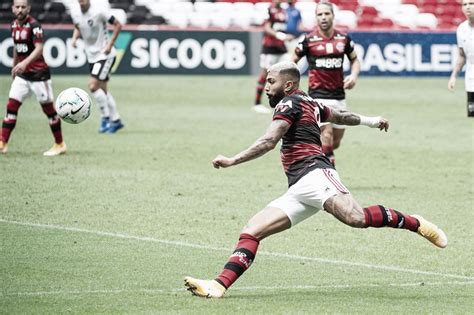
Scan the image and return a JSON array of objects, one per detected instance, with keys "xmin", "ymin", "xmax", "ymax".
[
  {"xmin": 88, "ymin": 82, "xmax": 99, "ymax": 92},
  {"xmin": 241, "ymin": 225, "xmax": 262, "ymax": 240}
]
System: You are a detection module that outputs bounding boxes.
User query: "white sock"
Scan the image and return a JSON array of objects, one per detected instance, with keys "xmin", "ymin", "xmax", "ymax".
[
  {"xmin": 107, "ymin": 92, "xmax": 120, "ymax": 121},
  {"xmin": 92, "ymin": 89, "xmax": 109, "ymax": 118}
]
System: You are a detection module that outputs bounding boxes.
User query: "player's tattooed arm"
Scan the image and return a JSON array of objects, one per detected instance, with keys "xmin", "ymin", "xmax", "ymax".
[
  {"xmin": 328, "ymin": 109, "xmax": 361, "ymax": 126},
  {"xmin": 328, "ymin": 109, "xmax": 389, "ymax": 131},
  {"xmin": 212, "ymin": 120, "xmax": 290, "ymax": 169}
]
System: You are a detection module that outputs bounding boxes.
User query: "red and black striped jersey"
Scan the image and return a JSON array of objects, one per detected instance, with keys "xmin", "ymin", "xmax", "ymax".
[
  {"xmin": 262, "ymin": 4, "xmax": 288, "ymax": 55},
  {"xmin": 11, "ymin": 16, "xmax": 50, "ymax": 81},
  {"xmin": 295, "ymin": 29, "xmax": 355, "ymax": 100},
  {"xmin": 273, "ymin": 89, "xmax": 334, "ymax": 187}
]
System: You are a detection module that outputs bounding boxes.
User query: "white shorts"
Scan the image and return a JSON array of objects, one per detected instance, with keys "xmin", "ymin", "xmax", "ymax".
[
  {"xmin": 465, "ymin": 67, "xmax": 474, "ymax": 92},
  {"xmin": 9, "ymin": 76, "xmax": 54, "ymax": 104},
  {"xmin": 316, "ymin": 99, "xmax": 348, "ymax": 129},
  {"xmin": 89, "ymin": 57, "xmax": 116, "ymax": 81},
  {"xmin": 267, "ymin": 168, "xmax": 349, "ymax": 226},
  {"xmin": 260, "ymin": 53, "xmax": 290, "ymax": 69}
]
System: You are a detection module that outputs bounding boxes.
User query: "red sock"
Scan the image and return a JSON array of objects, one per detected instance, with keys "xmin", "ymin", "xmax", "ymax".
[
  {"xmin": 41, "ymin": 102, "xmax": 63, "ymax": 144},
  {"xmin": 363, "ymin": 205, "xmax": 419, "ymax": 232},
  {"xmin": 1, "ymin": 98, "xmax": 22, "ymax": 143},
  {"xmin": 215, "ymin": 233, "xmax": 260, "ymax": 289},
  {"xmin": 254, "ymin": 72, "xmax": 267, "ymax": 105}
]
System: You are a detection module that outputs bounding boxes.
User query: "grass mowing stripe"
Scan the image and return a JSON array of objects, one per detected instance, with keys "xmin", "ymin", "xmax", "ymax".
[
  {"xmin": 2, "ymin": 281, "xmax": 474, "ymax": 298},
  {"xmin": 2, "ymin": 218, "xmax": 473, "ymax": 281}
]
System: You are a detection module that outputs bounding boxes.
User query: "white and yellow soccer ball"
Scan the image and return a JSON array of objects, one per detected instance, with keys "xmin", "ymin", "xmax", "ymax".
[{"xmin": 55, "ymin": 87, "xmax": 92, "ymax": 124}]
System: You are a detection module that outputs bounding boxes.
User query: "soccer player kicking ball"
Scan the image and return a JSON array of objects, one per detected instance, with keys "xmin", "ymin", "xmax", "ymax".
[
  {"xmin": 184, "ymin": 62, "xmax": 447, "ymax": 298},
  {"xmin": 0, "ymin": 0, "xmax": 65, "ymax": 156}
]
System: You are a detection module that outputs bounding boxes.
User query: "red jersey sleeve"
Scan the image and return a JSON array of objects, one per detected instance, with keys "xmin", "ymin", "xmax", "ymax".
[
  {"xmin": 318, "ymin": 101, "xmax": 332, "ymax": 123},
  {"xmin": 344, "ymin": 34, "xmax": 356, "ymax": 61},
  {"xmin": 272, "ymin": 96, "xmax": 302, "ymax": 125},
  {"xmin": 30, "ymin": 21, "xmax": 44, "ymax": 44}
]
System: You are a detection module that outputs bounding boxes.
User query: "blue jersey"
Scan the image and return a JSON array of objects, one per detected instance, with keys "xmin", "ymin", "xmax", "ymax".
[{"xmin": 286, "ymin": 5, "xmax": 302, "ymax": 37}]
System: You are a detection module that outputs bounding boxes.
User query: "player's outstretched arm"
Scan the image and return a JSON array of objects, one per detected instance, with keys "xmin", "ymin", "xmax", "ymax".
[
  {"xmin": 328, "ymin": 109, "xmax": 389, "ymax": 132},
  {"xmin": 212, "ymin": 119, "xmax": 290, "ymax": 169}
]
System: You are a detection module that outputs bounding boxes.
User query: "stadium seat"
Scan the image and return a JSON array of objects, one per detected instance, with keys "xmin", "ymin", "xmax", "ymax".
[
  {"xmin": 127, "ymin": 5, "xmax": 151, "ymax": 24},
  {"xmin": 171, "ymin": 2, "xmax": 194, "ymax": 14},
  {"xmin": 295, "ymin": 1, "xmax": 316, "ymax": 14},
  {"xmin": 194, "ymin": 1, "xmax": 216, "ymax": 14},
  {"xmin": 232, "ymin": 10, "xmax": 253, "ymax": 29},
  {"xmin": 416, "ymin": 13, "xmax": 437, "ymax": 29},
  {"xmin": 166, "ymin": 12, "xmax": 189, "ymax": 28},
  {"xmin": 149, "ymin": 2, "xmax": 174, "ymax": 18},
  {"xmin": 111, "ymin": 8, "xmax": 127, "ymax": 24},
  {"xmin": 209, "ymin": 13, "xmax": 232, "ymax": 29},
  {"xmin": 188, "ymin": 12, "xmax": 210, "ymax": 28},
  {"xmin": 232, "ymin": 2, "xmax": 255, "ymax": 12},
  {"xmin": 254, "ymin": 1, "xmax": 271, "ymax": 13},
  {"xmin": 335, "ymin": 10, "xmax": 357, "ymax": 29}
]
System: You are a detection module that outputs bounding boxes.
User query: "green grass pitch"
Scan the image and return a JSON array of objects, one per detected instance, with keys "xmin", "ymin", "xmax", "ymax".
[{"xmin": 0, "ymin": 74, "xmax": 473, "ymax": 313}]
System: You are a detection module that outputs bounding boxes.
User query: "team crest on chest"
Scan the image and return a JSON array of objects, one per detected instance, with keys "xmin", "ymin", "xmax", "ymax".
[
  {"xmin": 335, "ymin": 42, "xmax": 345, "ymax": 53},
  {"xmin": 20, "ymin": 29, "xmax": 28, "ymax": 40},
  {"xmin": 88, "ymin": 19, "xmax": 93, "ymax": 26}
]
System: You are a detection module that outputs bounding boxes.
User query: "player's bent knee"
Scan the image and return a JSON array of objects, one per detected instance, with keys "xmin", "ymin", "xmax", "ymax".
[{"xmin": 88, "ymin": 81, "xmax": 100, "ymax": 92}]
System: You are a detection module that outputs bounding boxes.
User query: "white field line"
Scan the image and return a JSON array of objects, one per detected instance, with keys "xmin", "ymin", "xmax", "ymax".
[
  {"xmin": 1, "ymin": 219, "xmax": 473, "ymax": 282},
  {"xmin": 2, "ymin": 281, "xmax": 474, "ymax": 298}
]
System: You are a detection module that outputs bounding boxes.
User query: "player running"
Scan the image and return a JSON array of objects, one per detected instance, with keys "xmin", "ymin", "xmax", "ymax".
[
  {"xmin": 184, "ymin": 61, "xmax": 447, "ymax": 298},
  {"xmin": 292, "ymin": 2, "xmax": 360, "ymax": 165},
  {"xmin": 0, "ymin": 0, "xmax": 65, "ymax": 156},
  {"xmin": 70, "ymin": 0, "xmax": 124, "ymax": 133},
  {"xmin": 253, "ymin": 0, "xmax": 294, "ymax": 114}
]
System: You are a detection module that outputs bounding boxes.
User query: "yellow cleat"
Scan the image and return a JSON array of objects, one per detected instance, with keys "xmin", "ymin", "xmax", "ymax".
[
  {"xmin": 184, "ymin": 276, "xmax": 226, "ymax": 298},
  {"xmin": 43, "ymin": 142, "xmax": 67, "ymax": 156},
  {"xmin": 0, "ymin": 140, "xmax": 7, "ymax": 154},
  {"xmin": 412, "ymin": 215, "xmax": 448, "ymax": 248}
]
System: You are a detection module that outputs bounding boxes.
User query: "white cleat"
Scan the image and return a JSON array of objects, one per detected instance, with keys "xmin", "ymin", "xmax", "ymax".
[
  {"xmin": 252, "ymin": 104, "xmax": 272, "ymax": 114},
  {"xmin": 43, "ymin": 142, "xmax": 67, "ymax": 156},
  {"xmin": 412, "ymin": 215, "xmax": 448, "ymax": 248},
  {"xmin": 0, "ymin": 140, "xmax": 8, "ymax": 154},
  {"xmin": 184, "ymin": 276, "xmax": 226, "ymax": 298}
]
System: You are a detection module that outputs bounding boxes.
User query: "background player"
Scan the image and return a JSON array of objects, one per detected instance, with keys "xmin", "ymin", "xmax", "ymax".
[
  {"xmin": 448, "ymin": 0, "xmax": 474, "ymax": 117},
  {"xmin": 184, "ymin": 61, "xmax": 447, "ymax": 299},
  {"xmin": 71, "ymin": 0, "xmax": 124, "ymax": 133},
  {"xmin": 253, "ymin": 0, "xmax": 294, "ymax": 114},
  {"xmin": 0, "ymin": 0, "xmax": 65, "ymax": 156},
  {"xmin": 292, "ymin": 2, "xmax": 360, "ymax": 165}
]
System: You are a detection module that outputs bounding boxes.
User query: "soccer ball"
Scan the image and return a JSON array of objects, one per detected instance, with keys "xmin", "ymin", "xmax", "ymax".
[{"xmin": 55, "ymin": 87, "xmax": 92, "ymax": 124}]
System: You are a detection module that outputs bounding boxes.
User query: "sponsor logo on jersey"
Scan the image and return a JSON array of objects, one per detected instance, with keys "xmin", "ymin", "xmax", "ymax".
[
  {"xmin": 316, "ymin": 44, "xmax": 325, "ymax": 50},
  {"xmin": 315, "ymin": 57, "xmax": 343, "ymax": 69},
  {"xmin": 334, "ymin": 34, "xmax": 346, "ymax": 40},
  {"xmin": 309, "ymin": 36, "xmax": 323, "ymax": 42}
]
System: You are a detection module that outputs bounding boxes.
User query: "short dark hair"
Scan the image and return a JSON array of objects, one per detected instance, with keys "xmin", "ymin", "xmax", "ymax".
[
  {"xmin": 12, "ymin": 0, "xmax": 31, "ymax": 6},
  {"xmin": 268, "ymin": 61, "xmax": 301, "ymax": 83},
  {"xmin": 316, "ymin": 1, "xmax": 334, "ymax": 14}
]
